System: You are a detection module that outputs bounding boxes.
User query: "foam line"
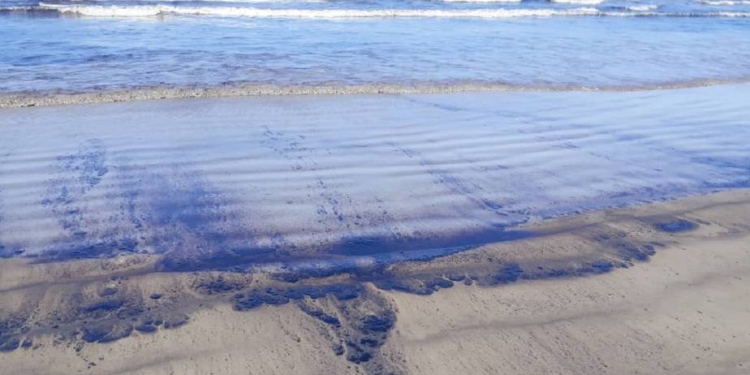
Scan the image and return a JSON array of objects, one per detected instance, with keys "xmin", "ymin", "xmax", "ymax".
[
  {"xmin": 2, "ymin": 78, "xmax": 750, "ymax": 108},
  {"xmin": 2, "ymin": 4, "xmax": 743, "ymax": 18}
]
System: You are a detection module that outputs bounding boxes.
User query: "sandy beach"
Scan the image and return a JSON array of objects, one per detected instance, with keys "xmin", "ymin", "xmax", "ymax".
[
  {"xmin": 1, "ymin": 87, "xmax": 748, "ymax": 374},
  {"xmin": 1, "ymin": 187, "xmax": 749, "ymax": 375},
  {"xmin": 3, "ymin": 2, "xmax": 750, "ymax": 373}
]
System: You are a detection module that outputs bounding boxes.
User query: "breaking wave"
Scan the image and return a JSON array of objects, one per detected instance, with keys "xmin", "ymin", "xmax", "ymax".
[
  {"xmin": 442, "ymin": 0, "xmax": 522, "ymax": 3},
  {"xmin": 549, "ymin": 0, "xmax": 606, "ymax": 5},
  {"xmin": 627, "ymin": 5, "xmax": 659, "ymax": 11},
  {"xmin": 699, "ymin": 0, "xmax": 750, "ymax": 5},
  {"xmin": 0, "ymin": 4, "xmax": 743, "ymax": 18}
]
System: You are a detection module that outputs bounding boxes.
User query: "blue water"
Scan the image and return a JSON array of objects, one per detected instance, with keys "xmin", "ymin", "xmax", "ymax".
[
  {"xmin": 1, "ymin": 0, "xmax": 750, "ymax": 266},
  {"xmin": 1, "ymin": 0, "xmax": 750, "ymax": 93}
]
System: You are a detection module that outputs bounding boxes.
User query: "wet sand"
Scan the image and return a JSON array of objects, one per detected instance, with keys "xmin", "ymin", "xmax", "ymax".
[
  {"xmin": 1, "ymin": 85, "xmax": 749, "ymax": 264},
  {"xmin": 1, "ymin": 189, "xmax": 749, "ymax": 375},
  {"xmin": 1, "ymin": 88, "xmax": 749, "ymax": 374},
  {"xmin": 2, "ymin": 78, "xmax": 749, "ymax": 109}
]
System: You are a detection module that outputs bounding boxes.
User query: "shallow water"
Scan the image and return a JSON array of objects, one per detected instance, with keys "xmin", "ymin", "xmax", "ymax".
[
  {"xmin": 0, "ymin": 85, "xmax": 748, "ymax": 266},
  {"xmin": 2, "ymin": 0, "xmax": 750, "ymax": 94}
]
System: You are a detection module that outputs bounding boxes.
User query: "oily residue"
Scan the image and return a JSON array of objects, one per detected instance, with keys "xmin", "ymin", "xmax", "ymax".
[
  {"xmin": 655, "ymin": 219, "xmax": 699, "ymax": 233},
  {"xmin": 0, "ymin": 211, "xmax": 704, "ymax": 375},
  {"xmin": 0, "ymin": 137, "xmax": 716, "ymax": 374}
]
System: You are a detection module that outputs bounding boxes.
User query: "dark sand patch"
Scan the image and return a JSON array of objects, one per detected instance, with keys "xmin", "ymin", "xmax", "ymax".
[{"xmin": 1, "ymin": 190, "xmax": 749, "ymax": 374}]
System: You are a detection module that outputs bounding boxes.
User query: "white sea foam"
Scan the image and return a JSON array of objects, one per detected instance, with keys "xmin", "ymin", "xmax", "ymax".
[
  {"xmin": 38, "ymin": 3, "xmax": 164, "ymax": 16},
  {"xmin": 105, "ymin": 0, "xmax": 328, "ymax": 3},
  {"xmin": 699, "ymin": 0, "xmax": 750, "ymax": 5},
  {"xmin": 21, "ymin": 4, "xmax": 750, "ymax": 18},
  {"xmin": 627, "ymin": 4, "xmax": 658, "ymax": 11},
  {"xmin": 36, "ymin": 4, "xmax": 602, "ymax": 17},
  {"xmin": 443, "ymin": 0, "xmax": 522, "ymax": 3},
  {"xmin": 0, "ymin": 5, "xmax": 36, "ymax": 11},
  {"xmin": 550, "ymin": 0, "xmax": 605, "ymax": 5}
]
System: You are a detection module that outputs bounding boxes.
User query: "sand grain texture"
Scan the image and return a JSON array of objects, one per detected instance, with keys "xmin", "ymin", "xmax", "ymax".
[{"xmin": 0, "ymin": 190, "xmax": 749, "ymax": 375}]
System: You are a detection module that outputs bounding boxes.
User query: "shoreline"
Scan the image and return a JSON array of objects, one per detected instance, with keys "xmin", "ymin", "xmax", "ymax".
[
  {"xmin": 1, "ymin": 83, "xmax": 749, "ymax": 373},
  {"xmin": 1, "ymin": 84, "xmax": 748, "ymax": 263},
  {"xmin": 2, "ymin": 77, "xmax": 750, "ymax": 109}
]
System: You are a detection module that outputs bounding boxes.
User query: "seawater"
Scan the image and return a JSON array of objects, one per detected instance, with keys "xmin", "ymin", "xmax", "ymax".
[
  {"xmin": 1, "ymin": 0, "xmax": 749, "ymax": 265},
  {"xmin": 1, "ymin": 0, "xmax": 750, "ymax": 94}
]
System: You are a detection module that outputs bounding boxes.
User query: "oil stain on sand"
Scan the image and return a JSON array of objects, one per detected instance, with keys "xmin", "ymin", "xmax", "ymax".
[{"xmin": 1, "ymin": 188, "xmax": 749, "ymax": 374}]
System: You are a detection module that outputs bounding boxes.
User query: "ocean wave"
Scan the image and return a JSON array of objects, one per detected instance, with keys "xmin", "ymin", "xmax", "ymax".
[
  {"xmin": 699, "ymin": 0, "xmax": 750, "ymax": 4},
  {"xmin": 3, "ymin": 4, "xmax": 742, "ymax": 18},
  {"xmin": 34, "ymin": 4, "xmax": 602, "ymax": 17},
  {"xmin": 92, "ymin": 0, "xmax": 328, "ymax": 3},
  {"xmin": 550, "ymin": 0, "xmax": 605, "ymax": 5},
  {"xmin": 627, "ymin": 4, "xmax": 658, "ymax": 11},
  {"xmin": 0, "ymin": 5, "xmax": 38, "ymax": 12},
  {"xmin": 442, "ymin": 0, "xmax": 522, "ymax": 3}
]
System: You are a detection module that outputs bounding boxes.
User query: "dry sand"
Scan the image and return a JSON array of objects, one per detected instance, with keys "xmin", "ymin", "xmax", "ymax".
[{"xmin": 1, "ymin": 189, "xmax": 749, "ymax": 375}]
